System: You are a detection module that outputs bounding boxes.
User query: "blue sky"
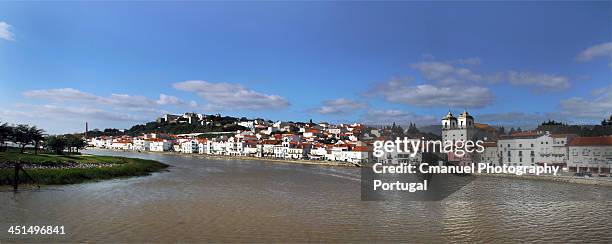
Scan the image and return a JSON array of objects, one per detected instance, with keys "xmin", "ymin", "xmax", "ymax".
[{"xmin": 0, "ymin": 1, "xmax": 610, "ymax": 134}]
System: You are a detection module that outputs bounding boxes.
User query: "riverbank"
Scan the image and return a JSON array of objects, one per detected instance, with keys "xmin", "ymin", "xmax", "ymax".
[
  {"xmin": 0, "ymin": 150, "xmax": 169, "ymax": 185},
  {"xmin": 475, "ymin": 172, "xmax": 612, "ymax": 187},
  {"xmin": 88, "ymin": 148, "xmax": 357, "ymax": 168}
]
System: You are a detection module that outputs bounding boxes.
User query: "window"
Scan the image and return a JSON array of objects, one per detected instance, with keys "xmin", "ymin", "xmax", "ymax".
[
  {"xmin": 507, "ymin": 151, "xmax": 511, "ymax": 157},
  {"xmin": 530, "ymin": 144, "xmax": 534, "ymax": 147},
  {"xmin": 519, "ymin": 151, "xmax": 523, "ymax": 156},
  {"xmin": 530, "ymin": 151, "xmax": 534, "ymax": 156},
  {"xmin": 508, "ymin": 158, "xmax": 511, "ymax": 162},
  {"xmin": 519, "ymin": 158, "xmax": 522, "ymax": 162},
  {"xmin": 531, "ymin": 158, "xmax": 534, "ymax": 163},
  {"xmin": 519, "ymin": 144, "xmax": 522, "ymax": 148}
]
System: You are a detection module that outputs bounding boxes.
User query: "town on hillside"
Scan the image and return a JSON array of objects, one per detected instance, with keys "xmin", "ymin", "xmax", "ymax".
[{"xmin": 84, "ymin": 111, "xmax": 612, "ymax": 176}]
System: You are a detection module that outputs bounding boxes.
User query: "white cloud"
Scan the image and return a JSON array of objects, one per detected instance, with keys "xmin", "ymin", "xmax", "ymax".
[
  {"xmin": 106, "ymin": 93, "xmax": 156, "ymax": 107},
  {"xmin": 410, "ymin": 57, "xmax": 571, "ymax": 92},
  {"xmin": 410, "ymin": 61, "xmax": 484, "ymax": 85},
  {"xmin": 23, "ymin": 88, "xmax": 99, "ymax": 102},
  {"xmin": 23, "ymin": 88, "xmax": 195, "ymax": 109},
  {"xmin": 173, "ymin": 80, "xmax": 290, "ymax": 110},
  {"xmin": 312, "ymin": 98, "xmax": 367, "ymax": 115},
  {"xmin": 156, "ymin": 94, "xmax": 198, "ymax": 108},
  {"xmin": 359, "ymin": 109, "xmax": 436, "ymax": 125},
  {"xmin": 372, "ymin": 78, "xmax": 494, "ymax": 108},
  {"xmin": 16, "ymin": 88, "xmax": 199, "ymax": 131},
  {"xmin": 507, "ymin": 71, "xmax": 570, "ymax": 92},
  {"xmin": 560, "ymin": 85, "xmax": 612, "ymax": 119},
  {"xmin": 451, "ymin": 57, "xmax": 482, "ymax": 66},
  {"xmin": 2, "ymin": 104, "xmax": 145, "ymax": 122},
  {"xmin": 0, "ymin": 22, "xmax": 15, "ymax": 41},
  {"xmin": 576, "ymin": 42, "xmax": 612, "ymax": 62}
]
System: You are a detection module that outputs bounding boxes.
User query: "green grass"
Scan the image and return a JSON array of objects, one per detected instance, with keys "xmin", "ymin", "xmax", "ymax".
[{"xmin": 0, "ymin": 149, "xmax": 169, "ymax": 185}]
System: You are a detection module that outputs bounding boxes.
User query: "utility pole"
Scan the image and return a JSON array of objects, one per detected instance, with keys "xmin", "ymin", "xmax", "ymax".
[{"xmin": 12, "ymin": 159, "xmax": 40, "ymax": 192}]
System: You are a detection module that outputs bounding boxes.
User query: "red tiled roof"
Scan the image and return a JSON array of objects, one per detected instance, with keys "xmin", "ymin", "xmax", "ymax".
[
  {"xmin": 352, "ymin": 146, "xmax": 370, "ymax": 152},
  {"xmin": 482, "ymin": 141, "xmax": 497, "ymax": 147},
  {"xmin": 568, "ymin": 136, "xmax": 612, "ymax": 146}
]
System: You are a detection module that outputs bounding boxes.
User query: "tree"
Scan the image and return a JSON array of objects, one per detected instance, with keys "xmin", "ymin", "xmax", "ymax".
[
  {"xmin": 45, "ymin": 135, "xmax": 67, "ymax": 155},
  {"xmin": 12, "ymin": 124, "xmax": 33, "ymax": 153},
  {"xmin": 11, "ymin": 125, "xmax": 45, "ymax": 154},
  {"xmin": 0, "ymin": 122, "xmax": 13, "ymax": 152},
  {"xmin": 65, "ymin": 134, "xmax": 86, "ymax": 153},
  {"xmin": 28, "ymin": 126, "xmax": 45, "ymax": 154}
]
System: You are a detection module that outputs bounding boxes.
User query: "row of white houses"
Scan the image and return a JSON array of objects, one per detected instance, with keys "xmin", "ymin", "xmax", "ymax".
[
  {"xmin": 479, "ymin": 132, "xmax": 612, "ymax": 174},
  {"xmin": 89, "ymin": 134, "xmax": 371, "ymax": 164}
]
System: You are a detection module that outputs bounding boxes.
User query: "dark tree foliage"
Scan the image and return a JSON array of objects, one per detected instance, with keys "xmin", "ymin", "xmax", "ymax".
[
  {"xmin": 84, "ymin": 115, "xmax": 247, "ymax": 137},
  {"xmin": 45, "ymin": 135, "xmax": 67, "ymax": 154},
  {"xmin": 536, "ymin": 123, "xmax": 612, "ymax": 137}
]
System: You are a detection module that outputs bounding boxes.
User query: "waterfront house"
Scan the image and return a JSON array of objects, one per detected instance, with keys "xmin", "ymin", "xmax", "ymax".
[
  {"xmin": 181, "ymin": 139, "xmax": 199, "ymax": 154},
  {"xmin": 132, "ymin": 138, "xmax": 151, "ymax": 151},
  {"xmin": 149, "ymin": 139, "xmax": 172, "ymax": 152},
  {"xmin": 567, "ymin": 136, "xmax": 612, "ymax": 174}
]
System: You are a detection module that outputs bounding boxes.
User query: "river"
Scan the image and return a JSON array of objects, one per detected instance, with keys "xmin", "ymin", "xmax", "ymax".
[{"xmin": 1, "ymin": 149, "xmax": 611, "ymax": 243}]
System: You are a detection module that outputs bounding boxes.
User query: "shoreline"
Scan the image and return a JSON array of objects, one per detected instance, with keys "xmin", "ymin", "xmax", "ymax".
[
  {"xmin": 86, "ymin": 148, "xmax": 358, "ymax": 168},
  {"xmin": 86, "ymin": 148, "xmax": 612, "ymax": 187},
  {"xmin": 475, "ymin": 172, "xmax": 612, "ymax": 187}
]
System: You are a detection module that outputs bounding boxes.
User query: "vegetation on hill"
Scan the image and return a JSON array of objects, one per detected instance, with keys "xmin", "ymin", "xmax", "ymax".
[
  {"xmin": 124, "ymin": 121, "xmax": 247, "ymax": 136},
  {"xmin": 86, "ymin": 115, "xmax": 248, "ymax": 137},
  {"xmin": 536, "ymin": 122, "xmax": 612, "ymax": 137}
]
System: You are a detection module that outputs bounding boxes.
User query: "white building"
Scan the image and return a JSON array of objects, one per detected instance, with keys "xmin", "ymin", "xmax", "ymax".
[
  {"xmin": 286, "ymin": 144, "xmax": 312, "ymax": 160},
  {"xmin": 258, "ymin": 140, "xmax": 278, "ymax": 158},
  {"xmin": 480, "ymin": 141, "xmax": 499, "ymax": 166},
  {"xmin": 111, "ymin": 139, "xmax": 132, "ymax": 150},
  {"xmin": 498, "ymin": 132, "xmax": 577, "ymax": 167},
  {"xmin": 568, "ymin": 136, "xmax": 612, "ymax": 174},
  {"xmin": 181, "ymin": 140, "xmax": 199, "ymax": 154},
  {"xmin": 198, "ymin": 139, "xmax": 210, "ymax": 154},
  {"xmin": 238, "ymin": 120, "xmax": 256, "ymax": 131},
  {"xmin": 132, "ymin": 138, "xmax": 151, "ymax": 151},
  {"xmin": 534, "ymin": 133, "xmax": 575, "ymax": 166},
  {"xmin": 150, "ymin": 139, "xmax": 172, "ymax": 152},
  {"xmin": 498, "ymin": 132, "xmax": 539, "ymax": 166}
]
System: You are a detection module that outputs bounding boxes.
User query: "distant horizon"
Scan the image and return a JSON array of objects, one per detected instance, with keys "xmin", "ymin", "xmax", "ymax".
[{"xmin": 25, "ymin": 110, "xmax": 609, "ymax": 136}]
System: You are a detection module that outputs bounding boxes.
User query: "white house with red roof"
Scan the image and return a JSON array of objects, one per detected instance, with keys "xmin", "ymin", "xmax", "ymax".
[{"xmin": 568, "ymin": 136, "xmax": 612, "ymax": 174}]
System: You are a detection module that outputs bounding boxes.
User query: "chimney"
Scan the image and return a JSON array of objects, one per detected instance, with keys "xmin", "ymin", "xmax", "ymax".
[{"xmin": 85, "ymin": 122, "xmax": 89, "ymax": 138}]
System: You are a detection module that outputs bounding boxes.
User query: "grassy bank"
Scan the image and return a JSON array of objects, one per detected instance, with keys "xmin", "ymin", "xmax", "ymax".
[{"xmin": 0, "ymin": 149, "xmax": 168, "ymax": 185}]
